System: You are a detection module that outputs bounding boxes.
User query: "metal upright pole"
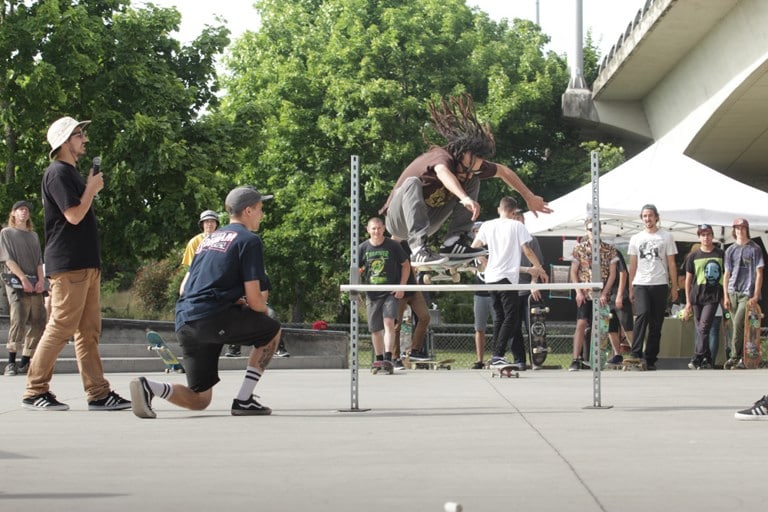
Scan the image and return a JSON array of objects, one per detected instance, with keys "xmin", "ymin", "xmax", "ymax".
[
  {"xmin": 340, "ymin": 155, "xmax": 369, "ymax": 412},
  {"xmin": 586, "ymin": 150, "xmax": 612, "ymax": 410}
]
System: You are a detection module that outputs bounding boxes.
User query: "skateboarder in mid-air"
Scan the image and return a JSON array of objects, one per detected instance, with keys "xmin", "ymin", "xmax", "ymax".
[
  {"xmin": 130, "ymin": 186, "xmax": 281, "ymax": 418},
  {"xmin": 379, "ymin": 93, "xmax": 552, "ymax": 266}
]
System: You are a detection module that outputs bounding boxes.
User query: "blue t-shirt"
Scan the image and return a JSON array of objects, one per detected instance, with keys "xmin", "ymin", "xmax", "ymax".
[{"xmin": 175, "ymin": 223, "xmax": 267, "ymax": 330}]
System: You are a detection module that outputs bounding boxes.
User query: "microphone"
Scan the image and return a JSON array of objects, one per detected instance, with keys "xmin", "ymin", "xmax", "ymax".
[{"xmin": 93, "ymin": 156, "xmax": 101, "ymax": 175}]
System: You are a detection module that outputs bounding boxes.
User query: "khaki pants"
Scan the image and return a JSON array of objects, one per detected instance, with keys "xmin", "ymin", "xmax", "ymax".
[
  {"xmin": 24, "ymin": 269, "xmax": 110, "ymax": 402},
  {"xmin": 5, "ymin": 287, "xmax": 46, "ymax": 357}
]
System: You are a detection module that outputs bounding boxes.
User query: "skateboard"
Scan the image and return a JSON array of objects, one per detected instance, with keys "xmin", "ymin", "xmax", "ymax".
[
  {"xmin": 412, "ymin": 256, "xmax": 476, "ymax": 284},
  {"xmin": 146, "ymin": 330, "xmax": 185, "ymax": 373},
  {"xmin": 371, "ymin": 360, "xmax": 394, "ymax": 374},
  {"xmin": 589, "ymin": 302, "xmax": 612, "ymax": 370},
  {"xmin": 491, "ymin": 364, "xmax": 520, "ymax": 378},
  {"xmin": 527, "ymin": 296, "xmax": 550, "ymax": 368},
  {"xmin": 621, "ymin": 357, "xmax": 646, "ymax": 371},
  {"xmin": 409, "ymin": 358, "xmax": 455, "ymax": 370},
  {"xmin": 743, "ymin": 304, "xmax": 763, "ymax": 369},
  {"xmin": 721, "ymin": 312, "xmax": 737, "ymax": 368}
]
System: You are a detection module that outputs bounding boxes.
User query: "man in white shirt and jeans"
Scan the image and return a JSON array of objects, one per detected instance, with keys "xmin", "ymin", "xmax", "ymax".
[
  {"xmin": 471, "ymin": 197, "xmax": 547, "ymax": 369},
  {"xmin": 628, "ymin": 204, "xmax": 678, "ymax": 370}
]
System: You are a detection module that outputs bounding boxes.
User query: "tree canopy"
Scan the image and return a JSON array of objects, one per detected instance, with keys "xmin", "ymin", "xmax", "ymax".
[{"xmin": 1, "ymin": 0, "xmax": 619, "ymax": 321}]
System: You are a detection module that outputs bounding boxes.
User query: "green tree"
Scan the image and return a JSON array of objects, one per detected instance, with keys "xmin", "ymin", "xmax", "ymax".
[
  {"xmin": 221, "ymin": 0, "xmax": 590, "ymax": 321},
  {"xmin": 0, "ymin": 0, "xmax": 233, "ymax": 276}
]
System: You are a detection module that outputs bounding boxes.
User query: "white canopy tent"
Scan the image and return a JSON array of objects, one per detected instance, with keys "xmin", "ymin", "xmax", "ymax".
[{"xmin": 524, "ymin": 145, "xmax": 768, "ymax": 246}]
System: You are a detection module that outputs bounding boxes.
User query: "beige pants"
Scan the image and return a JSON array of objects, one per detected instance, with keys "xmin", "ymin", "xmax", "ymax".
[
  {"xmin": 24, "ymin": 269, "xmax": 110, "ymax": 402},
  {"xmin": 5, "ymin": 287, "xmax": 46, "ymax": 357}
]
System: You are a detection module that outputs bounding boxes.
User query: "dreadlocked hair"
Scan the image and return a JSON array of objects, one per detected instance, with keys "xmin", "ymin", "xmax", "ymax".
[{"xmin": 426, "ymin": 94, "xmax": 496, "ymax": 161}]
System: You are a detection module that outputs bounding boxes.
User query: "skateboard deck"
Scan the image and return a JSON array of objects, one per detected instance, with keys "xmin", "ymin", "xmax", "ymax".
[
  {"xmin": 589, "ymin": 302, "xmax": 612, "ymax": 370},
  {"xmin": 413, "ymin": 257, "xmax": 476, "ymax": 284},
  {"xmin": 491, "ymin": 364, "xmax": 520, "ymax": 378},
  {"xmin": 722, "ymin": 312, "xmax": 736, "ymax": 368},
  {"xmin": 527, "ymin": 296, "xmax": 550, "ymax": 368},
  {"xmin": 409, "ymin": 358, "xmax": 455, "ymax": 370},
  {"xmin": 621, "ymin": 357, "xmax": 646, "ymax": 371},
  {"xmin": 146, "ymin": 330, "xmax": 185, "ymax": 373},
  {"xmin": 371, "ymin": 360, "xmax": 394, "ymax": 375},
  {"xmin": 743, "ymin": 304, "xmax": 763, "ymax": 369}
]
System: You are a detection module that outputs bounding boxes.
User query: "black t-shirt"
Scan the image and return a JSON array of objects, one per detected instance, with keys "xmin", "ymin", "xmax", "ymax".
[
  {"xmin": 41, "ymin": 160, "xmax": 100, "ymax": 274},
  {"xmin": 175, "ymin": 223, "xmax": 267, "ymax": 330},
  {"xmin": 358, "ymin": 238, "xmax": 408, "ymax": 300}
]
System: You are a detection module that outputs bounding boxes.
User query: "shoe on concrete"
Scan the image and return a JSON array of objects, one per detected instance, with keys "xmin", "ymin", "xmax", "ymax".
[
  {"xmin": 4, "ymin": 362, "xmax": 17, "ymax": 376},
  {"xmin": 231, "ymin": 395, "xmax": 272, "ymax": 416},
  {"xmin": 735, "ymin": 395, "xmax": 768, "ymax": 421},
  {"xmin": 130, "ymin": 377, "xmax": 156, "ymax": 419},
  {"xmin": 512, "ymin": 361, "xmax": 527, "ymax": 371},
  {"xmin": 471, "ymin": 361, "xmax": 484, "ymax": 370},
  {"xmin": 22, "ymin": 391, "xmax": 69, "ymax": 411},
  {"xmin": 275, "ymin": 348, "xmax": 290, "ymax": 358},
  {"xmin": 224, "ymin": 345, "xmax": 242, "ymax": 357},
  {"xmin": 568, "ymin": 359, "xmax": 581, "ymax": 372},
  {"xmin": 88, "ymin": 390, "xmax": 131, "ymax": 411},
  {"xmin": 688, "ymin": 358, "xmax": 701, "ymax": 370},
  {"xmin": 608, "ymin": 354, "xmax": 623, "ymax": 365},
  {"xmin": 393, "ymin": 359, "xmax": 405, "ymax": 371}
]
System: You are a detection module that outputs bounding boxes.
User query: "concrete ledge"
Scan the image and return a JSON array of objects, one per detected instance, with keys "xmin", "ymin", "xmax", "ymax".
[{"xmin": 0, "ymin": 316, "xmax": 349, "ymax": 372}]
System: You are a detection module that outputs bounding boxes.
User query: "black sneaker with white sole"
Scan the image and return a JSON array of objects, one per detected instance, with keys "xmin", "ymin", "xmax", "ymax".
[
  {"xmin": 130, "ymin": 377, "xmax": 156, "ymax": 419},
  {"xmin": 410, "ymin": 247, "xmax": 447, "ymax": 266},
  {"xmin": 231, "ymin": 395, "xmax": 272, "ymax": 416},
  {"xmin": 88, "ymin": 390, "xmax": 131, "ymax": 411},
  {"xmin": 439, "ymin": 234, "xmax": 487, "ymax": 258},
  {"xmin": 22, "ymin": 391, "xmax": 70, "ymax": 411}
]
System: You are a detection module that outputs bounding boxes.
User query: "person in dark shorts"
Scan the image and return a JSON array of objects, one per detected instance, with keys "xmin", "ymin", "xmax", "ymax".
[{"xmin": 130, "ymin": 186, "xmax": 281, "ymax": 418}]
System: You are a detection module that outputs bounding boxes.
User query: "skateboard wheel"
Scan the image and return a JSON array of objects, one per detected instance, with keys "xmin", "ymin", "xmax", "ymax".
[{"xmin": 423, "ymin": 274, "xmax": 432, "ymax": 285}]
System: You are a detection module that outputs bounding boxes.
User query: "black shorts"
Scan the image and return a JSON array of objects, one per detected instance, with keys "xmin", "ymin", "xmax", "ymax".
[{"xmin": 176, "ymin": 305, "xmax": 281, "ymax": 392}]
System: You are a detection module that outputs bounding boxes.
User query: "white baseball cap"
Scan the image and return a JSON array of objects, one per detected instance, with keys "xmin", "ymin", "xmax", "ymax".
[{"xmin": 47, "ymin": 116, "xmax": 91, "ymax": 159}]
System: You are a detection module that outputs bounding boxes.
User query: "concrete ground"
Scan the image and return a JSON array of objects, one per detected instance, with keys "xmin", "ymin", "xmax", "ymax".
[{"xmin": 1, "ymin": 367, "xmax": 767, "ymax": 512}]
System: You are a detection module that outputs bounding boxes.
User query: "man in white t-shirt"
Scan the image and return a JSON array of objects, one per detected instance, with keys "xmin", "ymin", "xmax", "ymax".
[
  {"xmin": 628, "ymin": 204, "xmax": 678, "ymax": 370},
  {"xmin": 471, "ymin": 197, "xmax": 547, "ymax": 369}
]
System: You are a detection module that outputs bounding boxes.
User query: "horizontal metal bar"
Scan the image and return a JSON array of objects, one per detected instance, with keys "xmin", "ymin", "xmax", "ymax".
[{"xmin": 340, "ymin": 282, "xmax": 603, "ymax": 293}]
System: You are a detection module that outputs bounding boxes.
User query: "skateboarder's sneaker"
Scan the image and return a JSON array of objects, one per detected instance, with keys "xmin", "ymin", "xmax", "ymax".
[
  {"xmin": 688, "ymin": 358, "xmax": 701, "ymax": 370},
  {"xmin": 393, "ymin": 359, "xmax": 405, "ymax": 371},
  {"xmin": 512, "ymin": 361, "xmax": 527, "ymax": 371},
  {"xmin": 734, "ymin": 359, "xmax": 746, "ymax": 369},
  {"xmin": 471, "ymin": 361, "xmax": 484, "ymax": 370},
  {"xmin": 224, "ymin": 345, "xmax": 242, "ymax": 357},
  {"xmin": 88, "ymin": 390, "xmax": 131, "ymax": 411},
  {"xmin": 408, "ymin": 349, "xmax": 431, "ymax": 361},
  {"xmin": 439, "ymin": 234, "xmax": 487, "ymax": 258},
  {"xmin": 22, "ymin": 391, "xmax": 70, "ymax": 411},
  {"xmin": 734, "ymin": 395, "xmax": 768, "ymax": 421},
  {"xmin": 489, "ymin": 357, "xmax": 512, "ymax": 367},
  {"xmin": 568, "ymin": 357, "xmax": 590, "ymax": 371},
  {"xmin": 275, "ymin": 347, "xmax": 290, "ymax": 358},
  {"xmin": 4, "ymin": 362, "xmax": 17, "ymax": 376},
  {"xmin": 608, "ymin": 354, "xmax": 623, "ymax": 365},
  {"xmin": 700, "ymin": 358, "xmax": 713, "ymax": 369},
  {"xmin": 231, "ymin": 395, "xmax": 272, "ymax": 416},
  {"xmin": 411, "ymin": 247, "xmax": 447, "ymax": 265},
  {"xmin": 130, "ymin": 377, "xmax": 156, "ymax": 419}
]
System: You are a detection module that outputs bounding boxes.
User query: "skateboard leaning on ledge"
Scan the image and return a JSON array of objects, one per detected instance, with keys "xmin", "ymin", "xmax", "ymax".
[{"xmin": 146, "ymin": 330, "xmax": 185, "ymax": 373}]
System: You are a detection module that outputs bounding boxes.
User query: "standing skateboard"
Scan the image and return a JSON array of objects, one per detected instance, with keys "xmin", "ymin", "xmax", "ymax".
[
  {"xmin": 371, "ymin": 360, "xmax": 394, "ymax": 374},
  {"xmin": 590, "ymin": 302, "xmax": 612, "ymax": 370},
  {"xmin": 413, "ymin": 256, "xmax": 476, "ymax": 284},
  {"xmin": 491, "ymin": 364, "xmax": 520, "ymax": 378},
  {"xmin": 527, "ymin": 296, "xmax": 550, "ymax": 368},
  {"xmin": 721, "ymin": 311, "xmax": 736, "ymax": 368},
  {"xmin": 146, "ymin": 330, "xmax": 185, "ymax": 373},
  {"xmin": 743, "ymin": 304, "xmax": 763, "ymax": 369},
  {"xmin": 409, "ymin": 358, "xmax": 455, "ymax": 370}
]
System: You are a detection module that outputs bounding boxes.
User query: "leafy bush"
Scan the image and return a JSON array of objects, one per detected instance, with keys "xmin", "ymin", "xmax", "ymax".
[{"xmin": 133, "ymin": 256, "xmax": 183, "ymax": 314}]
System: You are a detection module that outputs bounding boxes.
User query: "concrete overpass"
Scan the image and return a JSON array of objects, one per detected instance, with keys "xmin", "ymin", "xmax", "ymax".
[{"xmin": 563, "ymin": 0, "xmax": 768, "ymax": 190}]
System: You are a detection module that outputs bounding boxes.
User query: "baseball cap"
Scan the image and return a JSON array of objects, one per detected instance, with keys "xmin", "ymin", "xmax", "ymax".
[
  {"xmin": 697, "ymin": 223, "xmax": 713, "ymax": 235},
  {"xmin": 733, "ymin": 218, "xmax": 749, "ymax": 228},
  {"xmin": 12, "ymin": 200, "xmax": 33, "ymax": 212},
  {"xmin": 225, "ymin": 186, "xmax": 273, "ymax": 215},
  {"xmin": 198, "ymin": 209, "xmax": 220, "ymax": 228},
  {"xmin": 47, "ymin": 116, "xmax": 91, "ymax": 159}
]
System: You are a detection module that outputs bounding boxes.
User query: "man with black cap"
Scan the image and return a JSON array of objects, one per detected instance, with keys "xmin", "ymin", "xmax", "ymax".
[
  {"xmin": 0, "ymin": 200, "xmax": 46, "ymax": 376},
  {"xmin": 130, "ymin": 186, "xmax": 281, "ymax": 418},
  {"xmin": 22, "ymin": 116, "xmax": 131, "ymax": 410},
  {"xmin": 723, "ymin": 217, "xmax": 764, "ymax": 369}
]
